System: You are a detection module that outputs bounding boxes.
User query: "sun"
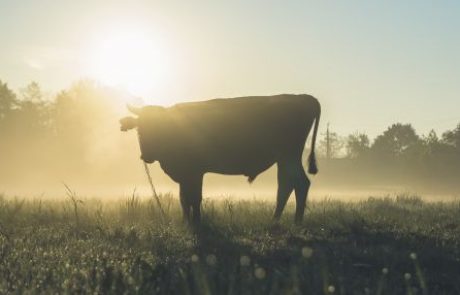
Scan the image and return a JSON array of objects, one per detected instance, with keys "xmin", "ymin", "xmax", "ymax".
[{"xmin": 85, "ymin": 27, "xmax": 171, "ymax": 98}]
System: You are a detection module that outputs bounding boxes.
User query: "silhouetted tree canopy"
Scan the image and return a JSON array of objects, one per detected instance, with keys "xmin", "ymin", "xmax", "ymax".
[
  {"xmin": 442, "ymin": 123, "xmax": 460, "ymax": 151},
  {"xmin": 318, "ymin": 130, "xmax": 344, "ymax": 159},
  {"xmin": 16, "ymin": 82, "xmax": 51, "ymax": 136},
  {"xmin": 346, "ymin": 133, "xmax": 370, "ymax": 159},
  {"xmin": 371, "ymin": 123, "xmax": 420, "ymax": 158},
  {"xmin": 0, "ymin": 80, "xmax": 17, "ymax": 121}
]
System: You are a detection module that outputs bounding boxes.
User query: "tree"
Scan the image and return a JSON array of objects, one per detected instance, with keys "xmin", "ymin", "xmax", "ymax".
[
  {"xmin": 17, "ymin": 81, "xmax": 51, "ymax": 135},
  {"xmin": 346, "ymin": 132, "xmax": 370, "ymax": 159},
  {"xmin": 318, "ymin": 129, "xmax": 344, "ymax": 159},
  {"xmin": 442, "ymin": 123, "xmax": 460, "ymax": 151},
  {"xmin": 53, "ymin": 80, "xmax": 116, "ymax": 140},
  {"xmin": 51, "ymin": 80, "xmax": 121, "ymax": 170},
  {"xmin": 21, "ymin": 81, "xmax": 43, "ymax": 103},
  {"xmin": 0, "ymin": 80, "xmax": 18, "ymax": 120},
  {"xmin": 425, "ymin": 129, "xmax": 439, "ymax": 146},
  {"xmin": 371, "ymin": 123, "xmax": 420, "ymax": 158},
  {"xmin": 422, "ymin": 129, "xmax": 445, "ymax": 155}
]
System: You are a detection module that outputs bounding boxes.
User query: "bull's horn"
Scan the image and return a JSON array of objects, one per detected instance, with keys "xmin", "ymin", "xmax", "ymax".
[{"xmin": 127, "ymin": 104, "xmax": 142, "ymax": 116}]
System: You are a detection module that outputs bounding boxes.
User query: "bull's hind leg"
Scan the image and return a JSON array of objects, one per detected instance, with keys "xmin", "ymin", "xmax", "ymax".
[
  {"xmin": 273, "ymin": 161, "xmax": 295, "ymax": 221},
  {"xmin": 274, "ymin": 159, "xmax": 310, "ymax": 224},
  {"xmin": 294, "ymin": 164, "xmax": 310, "ymax": 224}
]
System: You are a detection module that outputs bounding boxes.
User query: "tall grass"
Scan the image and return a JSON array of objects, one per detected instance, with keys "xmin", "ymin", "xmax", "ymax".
[{"xmin": 0, "ymin": 194, "xmax": 459, "ymax": 294}]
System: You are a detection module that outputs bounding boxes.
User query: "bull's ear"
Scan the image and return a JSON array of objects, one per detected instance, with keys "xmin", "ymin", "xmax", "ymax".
[
  {"xmin": 119, "ymin": 116, "xmax": 138, "ymax": 132},
  {"xmin": 127, "ymin": 104, "xmax": 142, "ymax": 116}
]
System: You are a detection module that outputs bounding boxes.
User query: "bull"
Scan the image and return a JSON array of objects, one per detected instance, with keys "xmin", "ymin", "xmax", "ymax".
[{"xmin": 120, "ymin": 94, "xmax": 321, "ymax": 225}]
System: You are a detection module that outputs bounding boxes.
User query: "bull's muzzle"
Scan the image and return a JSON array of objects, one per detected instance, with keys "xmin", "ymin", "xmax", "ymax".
[{"xmin": 119, "ymin": 117, "xmax": 138, "ymax": 132}]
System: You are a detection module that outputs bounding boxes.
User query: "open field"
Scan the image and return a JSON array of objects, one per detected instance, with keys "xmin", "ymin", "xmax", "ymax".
[{"xmin": 0, "ymin": 194, "xmax": 459, "ymax": 294}]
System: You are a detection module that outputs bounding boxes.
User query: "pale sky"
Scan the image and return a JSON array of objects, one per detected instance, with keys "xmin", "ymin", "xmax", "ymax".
[{"xmin": 0, "ymin": 0, "xmax": 459, "ymax": 138}]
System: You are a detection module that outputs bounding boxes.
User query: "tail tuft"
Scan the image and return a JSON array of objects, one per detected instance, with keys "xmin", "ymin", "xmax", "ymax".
[
  {"xmin": 307, "ymin": 97, "xmax": 320, "ymax": 175},
  {"xmin": 308, "ymin": 151, "xmax": 318, "ymax": 174}
]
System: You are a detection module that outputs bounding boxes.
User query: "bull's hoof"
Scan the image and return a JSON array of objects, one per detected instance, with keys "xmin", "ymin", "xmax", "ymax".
[
  {"xmin": 294, "ymin": 216, "xmax": 304, "ymax": 226},
  {"xmin": 268, "ymin": 222, "xmax": 285, "ymax": 235}
]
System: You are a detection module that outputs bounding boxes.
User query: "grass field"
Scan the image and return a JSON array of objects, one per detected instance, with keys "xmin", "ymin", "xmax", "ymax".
[{"xmin": 0, "ymin": 193, "xmax": 459, "ymax": 294}]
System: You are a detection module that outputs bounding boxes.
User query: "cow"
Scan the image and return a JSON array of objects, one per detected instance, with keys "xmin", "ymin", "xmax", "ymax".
[{"xmin": 120, "ymin": 94, "xmax": 321, "ymax": 225}]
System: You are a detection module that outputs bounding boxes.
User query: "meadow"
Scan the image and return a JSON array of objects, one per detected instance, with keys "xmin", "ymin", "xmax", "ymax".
[{"xmin": 0, "ymin": 193, "xmax": 459, "ymax": 294}]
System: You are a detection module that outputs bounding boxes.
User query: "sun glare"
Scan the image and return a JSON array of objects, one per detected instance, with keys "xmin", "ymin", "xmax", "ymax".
[{"xmin": 85, "ymin": 28, "xmax": 171, "ymax": 98}]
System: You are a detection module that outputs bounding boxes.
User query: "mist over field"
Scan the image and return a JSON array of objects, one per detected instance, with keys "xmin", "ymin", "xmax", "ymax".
[{"xmin": 1, "ymin": 80, "xmax": 459, "ymax": 200}]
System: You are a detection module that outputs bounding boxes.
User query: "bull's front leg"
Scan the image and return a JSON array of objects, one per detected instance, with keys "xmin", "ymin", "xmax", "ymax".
[
  {"xmin": 179, "ymin": 173, "xmax": 204, "ymax": 227},
  {"xmin": 179, "ymin": 185, "xmax": 191, "ymax": 223}
]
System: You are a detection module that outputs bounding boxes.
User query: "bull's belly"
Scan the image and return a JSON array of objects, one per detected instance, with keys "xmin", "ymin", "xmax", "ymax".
[
  {"xmin": 158, "ymin": 151, "xmax": 276, "ymax": 183},
  {"xmin": 204, "ymin": 157, "xmax": 276, "ymax": 180}
]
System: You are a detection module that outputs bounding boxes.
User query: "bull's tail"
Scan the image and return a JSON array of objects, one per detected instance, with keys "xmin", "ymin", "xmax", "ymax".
[{"xmin": 308, "ymin": 99, "xmax": 321, "ymax": 174}]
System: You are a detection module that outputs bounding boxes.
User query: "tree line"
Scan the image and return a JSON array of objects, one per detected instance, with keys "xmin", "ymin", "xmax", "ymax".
[
  {"xmin": 1, "ymin": 79, "xmax": 459, "ymax": 191},
  {"xmin": 0, "ymin": 79, "xmax": 133, "ymax": 185},
  {"xmin": 314, "ymin": 122, "xmax": 460, "ymax": 191}
]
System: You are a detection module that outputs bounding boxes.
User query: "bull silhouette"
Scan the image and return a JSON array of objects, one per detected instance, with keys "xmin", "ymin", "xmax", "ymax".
[{"xmin": 120, "ymin": 94, "xmax": 321, "ymax": 225}]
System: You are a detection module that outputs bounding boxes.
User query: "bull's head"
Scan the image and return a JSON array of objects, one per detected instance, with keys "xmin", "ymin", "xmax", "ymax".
[{"xmin": 120, "ymin": 105, "xmax": 166, "ymax": 163}]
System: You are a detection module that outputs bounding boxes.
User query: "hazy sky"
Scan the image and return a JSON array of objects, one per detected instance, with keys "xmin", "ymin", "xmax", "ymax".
[{"xmin": 0, "ymin": 0, "xmax": 459, "ymax": 138}]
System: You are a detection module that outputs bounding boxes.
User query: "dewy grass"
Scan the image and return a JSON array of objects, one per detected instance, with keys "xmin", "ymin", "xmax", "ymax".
[{"xmin": 0, "ymin": 195, "xmax": 459, "ymax": 294}]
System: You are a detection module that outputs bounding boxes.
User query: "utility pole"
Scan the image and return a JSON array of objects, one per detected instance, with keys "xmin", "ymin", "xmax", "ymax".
[{"xmin": 326, "ymin": 122, "xmax": 330, "ymax": 160}]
